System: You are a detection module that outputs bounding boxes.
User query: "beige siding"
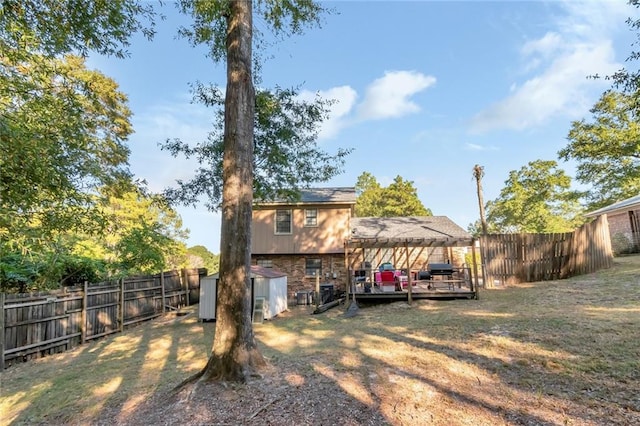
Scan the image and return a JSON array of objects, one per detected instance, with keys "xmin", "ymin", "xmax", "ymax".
[{"xmin": 252, "ymin": 205, "xmax": 351, "ymax": 254}]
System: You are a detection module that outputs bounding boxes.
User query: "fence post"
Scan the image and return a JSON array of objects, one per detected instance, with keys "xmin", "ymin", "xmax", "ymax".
[
  {"xmin": 161, "ymin": 271, "xmax": 166, "ymax": 313},
  {"xmin": 119, "ymin": 278, "xmax": 125, "ymax": 332},
  {"xmin": 81, "ymin": 281, "xmax": 87, "ymax": 344},
  {"xmin": 471, "ymin": 240, "xmax": 479, "ymax": 298},
  {"xmin": 185, "ymin": 270, "xmax": 190, "ymax": 306},
  {"xmin": 1, "ymin": 292, "xmax": 5, "ymax": 370},
  {"xmin": 181, "ymin": 269, "xmax": 190, "ymax": 307}
]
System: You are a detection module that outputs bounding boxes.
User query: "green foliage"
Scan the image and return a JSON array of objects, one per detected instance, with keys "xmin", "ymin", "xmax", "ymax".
[
  {"xmin": 0, "ymin": 0, "xmax": 157, "ymax": 58},
  {"xmin": 115, "ymin": 225, "xmax": 172, "ymax": 276},
  {"xmin": 560, "ymin": 90, "xmax": 640, "ymax": 211},
  {"xmin": 1, "ymin": 55, "xmax": 136, "ymax": 252},
  {"xmin": 161, "ymin": 84, "xmax": 351, "ymax": 209},
  {"xmin": 466, "ymin": 219, "xmax": 500, "ymax": 237},
  {"xmin": 485, "ymin": 160, "xmax": 585, "ymax": 233},
  {"xmin": 605, "ymin": 0, "xmax": 640, "ymax": 94},
  {"xmin": 94, "ymin": 188, "xmax": 189, "ymax": 276},
  {"xmin": 1, "ymin": 2, "xmax": 156, "ymax": 237},
  {"xmin": 176, "ymin": 0, "xmax": 327, "ymax": 62},
  {"xmin": 0, "ymin": 0, "xmax": 191, "ymax": 291},
  {"xmin": 0, "ymin": 248, "xmax": 108, "ymax": 293},
  {"xmin": 0, "ymin": 186, "xmax": 189, "ymax": 292},
  {"xmin": 355, "ymin": 172, "xmax": 432, "ymax": 217},
  {"xmin": 187, "ymin": 245, "xmax": 220, "ymax": 275}
]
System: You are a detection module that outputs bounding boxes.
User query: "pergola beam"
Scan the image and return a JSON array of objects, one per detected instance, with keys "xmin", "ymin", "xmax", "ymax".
[{"xmin": 345, "ymin": 238, "xmax": 474, "ymax": 249}]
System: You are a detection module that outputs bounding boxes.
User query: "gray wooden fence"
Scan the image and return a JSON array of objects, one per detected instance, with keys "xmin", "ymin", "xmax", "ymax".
[
  {"xmin": 1, "ymin": 268, "xmax": 206, "ymax": 369},
  {"xmin": 480, "ymin": 215, "xmax": 613, "ymax": 287}
]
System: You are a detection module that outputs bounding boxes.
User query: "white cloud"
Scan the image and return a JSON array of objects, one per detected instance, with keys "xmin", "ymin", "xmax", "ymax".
[
  {"xmin": 357, "ymin": 70, "xmax": 436, "ymax": 120},
  {"xmin": 471, "ymin": 41, "xmax": 617, "ymax": 133},
  {"xmin": 299, "ymin": 86, "xmax": 358, "ymax": 140},
  {"xmin": 302, "ymin": 70, "xmax": 436, "ymax": 140},
  {"xmin": 465, "ymin": 142, "xmax": 498, "ymax": 151},
  {"xmin": 470, "ymin": 1, "xmax": 630, "ymax": 134}
]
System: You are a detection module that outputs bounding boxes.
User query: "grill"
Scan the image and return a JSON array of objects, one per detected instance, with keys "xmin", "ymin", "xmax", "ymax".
[
  {"xmin": 428, "ymin": 263, "xmax": 454, "ymax": 276},
  {"xmin": 417, "ymin": 270, "xmax": 431, "ymax": 280}
]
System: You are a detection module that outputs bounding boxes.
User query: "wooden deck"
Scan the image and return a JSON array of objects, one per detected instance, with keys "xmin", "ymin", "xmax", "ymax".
[{"xmin": 349, "ymin": 280, "xmax": 477, "ymax": 302}]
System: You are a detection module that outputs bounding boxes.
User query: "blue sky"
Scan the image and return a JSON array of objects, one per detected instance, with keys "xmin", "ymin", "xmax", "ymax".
[{"xmin": 89, "ymin": 1, "xmax": 638, "ymax": 254}]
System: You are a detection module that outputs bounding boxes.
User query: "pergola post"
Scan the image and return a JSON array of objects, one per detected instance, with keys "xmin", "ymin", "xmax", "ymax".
[{"xmin": 405, "ymin": 243, "xmax": 413, "ymax": 305}]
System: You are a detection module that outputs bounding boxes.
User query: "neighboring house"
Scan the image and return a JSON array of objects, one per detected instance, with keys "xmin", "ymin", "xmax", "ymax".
[
  {"xmin": 251, "ymin": 187, "xmax": 475, "ymax": 300},
  {"xmin": 251, "ymin": 187, "xmax": 356, "ymax": 298},
  {"xmin": 585, "ymin": 194, "xmax": 640, "ymax": 254}
]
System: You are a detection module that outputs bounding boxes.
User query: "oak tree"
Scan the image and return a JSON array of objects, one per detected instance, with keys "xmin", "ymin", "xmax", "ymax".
[
  {"xmin": 1, "ymin": 0, "xmax": 160, "ymax": 288},
  {"xmin": 485, "ymin": 160, "xmax": 584, "ymax": 233},
  {"xmin": 560, "ymin": 91, "xmax": 640, "ymax": 211},
  {"xmin": 355, "ymin": 172, "xmax": 432, "ymax": 217}
]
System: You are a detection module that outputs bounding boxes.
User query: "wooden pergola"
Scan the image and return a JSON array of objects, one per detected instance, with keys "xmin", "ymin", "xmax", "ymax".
[{"xmin": 344, "ymin": 217, "xmax": 480, "ymax": 303}]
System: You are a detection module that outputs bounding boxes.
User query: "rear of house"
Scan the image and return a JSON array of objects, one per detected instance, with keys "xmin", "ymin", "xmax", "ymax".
[{"xmin": 251, "ymin": 187, "xmax": 356, "ymax": 300}]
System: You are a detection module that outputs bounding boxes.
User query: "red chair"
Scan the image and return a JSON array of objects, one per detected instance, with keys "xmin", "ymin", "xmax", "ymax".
[{"xmin": 380, "ymin": 271, "xmax": 395, "ymax": 292}]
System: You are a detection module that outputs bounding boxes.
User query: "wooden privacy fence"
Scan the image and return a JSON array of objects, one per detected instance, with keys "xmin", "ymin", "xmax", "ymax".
[
  {"xmin": 0, "ymin": 268, "xmax": 206, "ymax": 369},
  {"xmin": 480, "ymin": 215, "xmax": 613, "ymax": 286}
]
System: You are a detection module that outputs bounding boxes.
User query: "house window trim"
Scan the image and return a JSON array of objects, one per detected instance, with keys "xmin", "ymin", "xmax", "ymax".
[
  {"xmin": 305, "ymin": 258, "xmax": 322, "ymax": 278},
  {"xmin": 304, "ymin": 208, "xmax": 318, "ymax": 227},
  {"xmin": 274, "ymin": 209, "xmax": 292, "ymax": 235}
]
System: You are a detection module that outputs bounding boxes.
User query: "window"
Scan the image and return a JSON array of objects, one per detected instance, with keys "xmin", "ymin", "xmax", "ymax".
[
  {"xmin": 304, "ymin": 209, "xmax": 318, "ymax": 227},
  {"xmin": 275, "ymin": 209, "xmax": 292, "ymax": 234},
  {"xmin": 305, "ymin": 258, "xmax": 322, "ymax": 277},
  {"xmin": 257, "ymin": 259, "xmax": 273, "ymax": 268}
]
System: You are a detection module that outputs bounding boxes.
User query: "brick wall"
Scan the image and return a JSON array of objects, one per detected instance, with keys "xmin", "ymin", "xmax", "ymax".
[
  {"xmin": 253, "ymin": 247, "xmax": 473, "ymax": 304},
  {"xmin": 607, "ymin": 211, "xmax": 639, "ymax": 254},
  {"xmin": 252, "ymin": 254, "xmax": 347, "ymax": 302}
]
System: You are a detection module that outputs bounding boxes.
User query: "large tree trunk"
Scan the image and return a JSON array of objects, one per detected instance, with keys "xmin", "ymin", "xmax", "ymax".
[{"xmin": 200, "ymin": 0, "xmax": 265, "ymax": 382}]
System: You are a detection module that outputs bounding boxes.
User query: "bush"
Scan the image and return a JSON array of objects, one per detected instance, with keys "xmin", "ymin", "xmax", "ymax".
[{"xmin": 0, "ymin": 251, "xmax": 108, "ymax": 293}]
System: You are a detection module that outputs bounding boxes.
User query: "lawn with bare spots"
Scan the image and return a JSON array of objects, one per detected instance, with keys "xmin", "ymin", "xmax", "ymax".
[{"xmin": 2, "ymin": 256, "xmax": 640, "ymax": 425}]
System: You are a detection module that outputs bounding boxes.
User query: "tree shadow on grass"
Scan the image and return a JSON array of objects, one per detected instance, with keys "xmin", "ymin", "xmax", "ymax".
[
  {"xmin": 4, "ymin": 296, "xmax": 638, "ymax": 425},
  {"xmin": 2, "ymin": 312, "xmax": 202, "ymax": 425},
  {"xmin": 115, "ymin": 304, "xmax": 558, "ymax": 425}
]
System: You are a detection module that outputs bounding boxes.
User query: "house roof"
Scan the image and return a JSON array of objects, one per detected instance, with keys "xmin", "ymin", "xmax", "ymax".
[
  {"xmin": 250, "ymin": 265, "xmax": 286, "ymax": 278},
  {"xmin": 255, "ymin": 187, "xmax": 356, "ymax": 206},
  {"xmin": 347, "ymin": 216, "xmax": 474, "ymax": 248},
  {"xmin": 585, "ymin": 194, "xmax": 640, "ymax": 218},
  {"xmin": 208, "ymin": 265, "xmax": 287, "ymax": 279}
]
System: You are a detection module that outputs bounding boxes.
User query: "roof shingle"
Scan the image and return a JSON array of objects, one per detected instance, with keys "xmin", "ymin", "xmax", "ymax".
[{"xmin": 350, "ymin": 216, "xmax": 472, "ymax": 241}]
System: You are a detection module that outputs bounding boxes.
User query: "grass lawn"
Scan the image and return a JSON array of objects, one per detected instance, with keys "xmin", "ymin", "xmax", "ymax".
[{"xmin": 2, "ymin": 255, "xmax": 639, "ymax": 425}]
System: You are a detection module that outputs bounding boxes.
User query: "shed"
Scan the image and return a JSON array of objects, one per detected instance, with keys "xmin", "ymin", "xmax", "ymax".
[{"xmin": 199, "ymin": 265, "xmax": 288, "ymax": 321}]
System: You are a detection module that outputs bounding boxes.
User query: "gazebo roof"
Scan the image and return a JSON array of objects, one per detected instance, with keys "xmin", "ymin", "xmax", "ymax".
[{"xmin": 347, "ymin": 216, "xmax": 474, "ymax": 249}]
